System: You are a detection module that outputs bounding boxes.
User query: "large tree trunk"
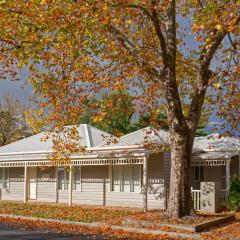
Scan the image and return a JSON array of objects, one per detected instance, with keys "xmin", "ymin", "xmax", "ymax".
[{"xmin": 167, "ymin": 129, "xmax": 194, "ymax": 218}]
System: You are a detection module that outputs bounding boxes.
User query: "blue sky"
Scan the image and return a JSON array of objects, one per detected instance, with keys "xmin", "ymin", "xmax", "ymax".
[{"xmin": 0, "ymin": 78, "xmax": 32, "ymax": 104}]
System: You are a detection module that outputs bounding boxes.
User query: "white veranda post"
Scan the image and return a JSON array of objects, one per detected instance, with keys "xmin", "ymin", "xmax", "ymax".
[
  {"xmin": 143, "ymin": 155, "xmax": 148, "ymax": 212},
  {"xmin": 69, "ymin": 165, "xmax": 73, "ymax": 207},
  {"xmin": 24, "ymin": 163, "xmax": 28, "ymax": 203}
]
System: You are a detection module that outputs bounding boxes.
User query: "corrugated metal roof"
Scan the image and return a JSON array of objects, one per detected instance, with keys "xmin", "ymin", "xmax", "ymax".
[
  {"xmin": 193, "ymin": 134, "xmax": 240, "ymax": 152},
  {"xmin": 0, "ymin": 124, "xmax": 114, "ymax": 154},
  {"xmin": 107, "ymin": 127, "xmax": 239, "ymax": 153},
  {"xmin": 0, "ymin": 124, "xmax": 239, "ymax": 162},
  {"xmin": 109, "ymin": 126, "xmax": 169, "ymax": 147}
]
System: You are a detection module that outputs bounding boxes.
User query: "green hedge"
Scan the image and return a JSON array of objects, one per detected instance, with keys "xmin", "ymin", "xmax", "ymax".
[{"xmin": 227, "ymin": 175, "xmax": 240, "ymax": 211}]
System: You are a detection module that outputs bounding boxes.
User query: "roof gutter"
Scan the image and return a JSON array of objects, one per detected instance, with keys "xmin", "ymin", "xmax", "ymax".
[{"xmin": 0, "ymin": 144, "xmax": 148, "ymax": 157}]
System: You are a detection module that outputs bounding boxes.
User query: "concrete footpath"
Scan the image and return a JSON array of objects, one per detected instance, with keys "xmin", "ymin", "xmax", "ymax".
[{"xmin": 0, "ymin": 214, "xmax": 201, "ymax": 240}]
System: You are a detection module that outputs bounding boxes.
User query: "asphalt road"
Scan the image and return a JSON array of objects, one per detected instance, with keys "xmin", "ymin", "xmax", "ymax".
[{"xmin": 0, "ymin": 222, "xmax": 111, "ymax": 240}]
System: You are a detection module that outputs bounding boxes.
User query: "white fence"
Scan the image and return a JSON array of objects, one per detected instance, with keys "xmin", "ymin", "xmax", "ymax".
[
  {"xmin": 191, "ymin": 188, "xmax": 201, "ymax": 211},
  {"xmin": 191, "ymin": 188, "xmax": 228, "ymax": 211},
  {"xmin": 165, "ymin": 188, "xmax": 228, "ymax": 211}
]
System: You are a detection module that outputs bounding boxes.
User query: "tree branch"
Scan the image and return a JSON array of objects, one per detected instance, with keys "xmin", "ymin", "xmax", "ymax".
[
  {"xmin": 150, "ymin": 0, "xmax": 168, "ymax": 66},
  {"xmin": 108, "ymin": 24, "xmax": 165, "ymax": 84},
  {"xmin": 228, "ymin": 33, "xmax": 238, "ymax": 64},
  {"xmin": 200, "ymin": 15, "xmax": 240, "ymax": 71},
  {"xmin": 188, "ymin": 15, "xmax": 240, "ymax": 132},
  {"xmin": 124, "ymin": 3, "xmax": 152, "ymax": 18}
]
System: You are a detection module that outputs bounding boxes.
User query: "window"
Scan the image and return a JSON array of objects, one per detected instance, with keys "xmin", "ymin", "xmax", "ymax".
[
  {"xmin": 0, "ymin": 168, "xmax": 9, "ymax": 189},
  {"xmin": 73, "ymin": 167, "xmax": 81, "ymax": 191},
  {"xmin": 111, "ymin": 165, "xmax": 141, "ymax": 192},
  {"xmin": 132, "ymin": 165, "xmax": 141, "ymax": 192},
  {"xmin": 57, "ymin": 167, "xmax": 81, "ymax": 191},
  {"xmin": 57, "ymin": 167, "xmax": 69, "ymax": 190},
  {"xmin": 194, "ymin": 166, "xmax": 204, "ymax": 182},
  {"xmin": 112, "ymin": 166, "xmax": 121, "ymax": 192}
]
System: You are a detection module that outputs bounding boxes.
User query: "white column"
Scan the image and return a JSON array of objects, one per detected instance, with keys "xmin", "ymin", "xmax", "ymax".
[
  {"xmin": 69, "ymin": 165, "xmax": 73, "ymax": 206},
  {"xmin": 226, "ymin": 159, "xmax": 230, "ymax": 191},
  {"xmin": 143, "ymin": 155, "xmax": 148, "ymax": 212},
  {"xmin": 55, "ymin": 166, "xmax": 58, "ymax": 203},
  {"xmin": 24, "ymin": 163, "xmax": 28, "ymax": 203}
]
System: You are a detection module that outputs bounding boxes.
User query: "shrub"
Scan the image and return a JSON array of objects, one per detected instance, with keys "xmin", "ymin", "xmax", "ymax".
[{"xmin": 227, "ymin": 175, "xmax": 240, "ymax": 211}]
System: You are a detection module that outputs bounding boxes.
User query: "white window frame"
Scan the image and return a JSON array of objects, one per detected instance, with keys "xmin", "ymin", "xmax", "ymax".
[
  {"xmin": 73, "ymin": 166, "xmax": 82, "ymax": 191},
  {"xmin": 57, "ymin": 167, "xmax": 69, "ymax": 190},
  {"xmin": 0, "ymin": 168, "xmax": 9, "ymax": 189},
  {"xmin": 110, "ymin": 165, "xmax": 142, "ymax": 193},
  {"xmin": 57, "ymin": 167, "xmax": 82, "ymax": 191}
]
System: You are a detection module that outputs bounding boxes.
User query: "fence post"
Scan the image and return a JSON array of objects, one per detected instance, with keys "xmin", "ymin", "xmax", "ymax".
[{"xmin": 200, "ymin": 182, "xmax": 221, "ymax": 213}]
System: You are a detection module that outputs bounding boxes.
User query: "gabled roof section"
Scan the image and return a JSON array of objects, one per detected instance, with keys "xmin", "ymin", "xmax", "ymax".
[
  {"xmin": 109, "ymin": 126, "xmax": 169, "ymax": 147},
  {"xmin": 0, "ymin": 124, "xmax": 114, "ymax": 154},
  {"xmin": 193, "ymin": 133, "xmax": 240, "ymax": 152}
]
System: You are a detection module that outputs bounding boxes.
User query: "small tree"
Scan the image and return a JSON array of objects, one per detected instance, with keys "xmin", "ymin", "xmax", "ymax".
[
  {"xmin": 78, "ymin": 98, "xmax": 97, "ymax": 126},
  {"xmin": 133, "ymin": 110, "xmax": 169, "ymax": 130},
  {"xmin": 92, "ymin": 91, "xmax": 135, "ymax": 136},
  {"xmin": 227, "ymin": 176, "xmax": 240, "ymax": 211},
  {"xmin": 0, "ymin": 95, "xmax": 32, "ymax": 146}
]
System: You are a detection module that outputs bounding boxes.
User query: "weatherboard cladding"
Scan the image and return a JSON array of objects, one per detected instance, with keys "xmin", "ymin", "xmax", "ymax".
[
  {"xmin": 0, "ymin": 158, "xmax": 165, "ymax": 209},
  {"xmin": 57, "ymin": 161, "xmax": 165, "ymax": 209},
  {"xmin": 37, "ymin": 167, "xmax": 56, "ymax": 203},
  {"xmin": 1, "ymin": 167, "xmax": 24, "ymax": 201}
]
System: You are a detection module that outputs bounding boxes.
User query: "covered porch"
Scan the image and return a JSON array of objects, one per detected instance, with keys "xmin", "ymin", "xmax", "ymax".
[
  {"xmin": 0, "ymin": 147, "xmax": 167, "ymax": 211},
  {"xmin": 191, "ymin": 152, "xmax": 240, "ymax": 189},
  {"xmin": 190, "ymin": 151, "xmax": 240, "ymax": 211}
]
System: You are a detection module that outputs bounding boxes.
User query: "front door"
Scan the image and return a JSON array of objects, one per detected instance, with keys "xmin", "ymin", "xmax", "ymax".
[{"xmin": 28, "ymin": 167, "xmax": 37, "ymax": 200}]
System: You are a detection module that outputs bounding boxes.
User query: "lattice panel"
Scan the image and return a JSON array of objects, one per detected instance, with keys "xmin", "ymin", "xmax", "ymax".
[
  {"xmin": 191, "ymin": 160, "xmax": 227, "ymax": 166},
  {"xmin": 0, "ymin": 157, "xmax": 144, "ymax": 167}
]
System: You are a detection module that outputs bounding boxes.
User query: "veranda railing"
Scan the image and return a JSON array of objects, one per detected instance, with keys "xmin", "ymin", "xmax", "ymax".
[{"xmin": 165, "ymin": 187, "xmax": 228, "ymax": 211}]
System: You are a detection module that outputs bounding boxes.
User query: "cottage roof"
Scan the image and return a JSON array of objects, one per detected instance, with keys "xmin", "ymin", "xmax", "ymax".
[
  {"xmin": 193, "ymin": 134, "xmax": 240, "ymax": 152},
  {"xmin": 0, "ymin": 124, "xmax": 114, "ymax": 155},
  {"xmin": 0, "ymin": 124, "xmax": 239, "ymax": 162},
  {"xmin": 110, "ymin": 126, "xmax": 169, "ymax": 147}
]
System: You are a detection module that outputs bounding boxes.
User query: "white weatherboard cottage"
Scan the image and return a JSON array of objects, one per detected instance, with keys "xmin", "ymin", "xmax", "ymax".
[{"xmin": 0, "ymin": 124, "xmax": 239, "ymax": 212}]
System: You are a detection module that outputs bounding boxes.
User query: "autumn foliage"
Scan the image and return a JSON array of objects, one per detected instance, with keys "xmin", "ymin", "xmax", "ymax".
[{"xmin": 0, "ymin": 0, "xmax": 239, "ymax": 218}]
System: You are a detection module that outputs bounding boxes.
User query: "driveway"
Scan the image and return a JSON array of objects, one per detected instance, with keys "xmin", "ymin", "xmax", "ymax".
[{"xmin": 0, "ymin": 222, "xmax": 110, "ymax": 240}]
